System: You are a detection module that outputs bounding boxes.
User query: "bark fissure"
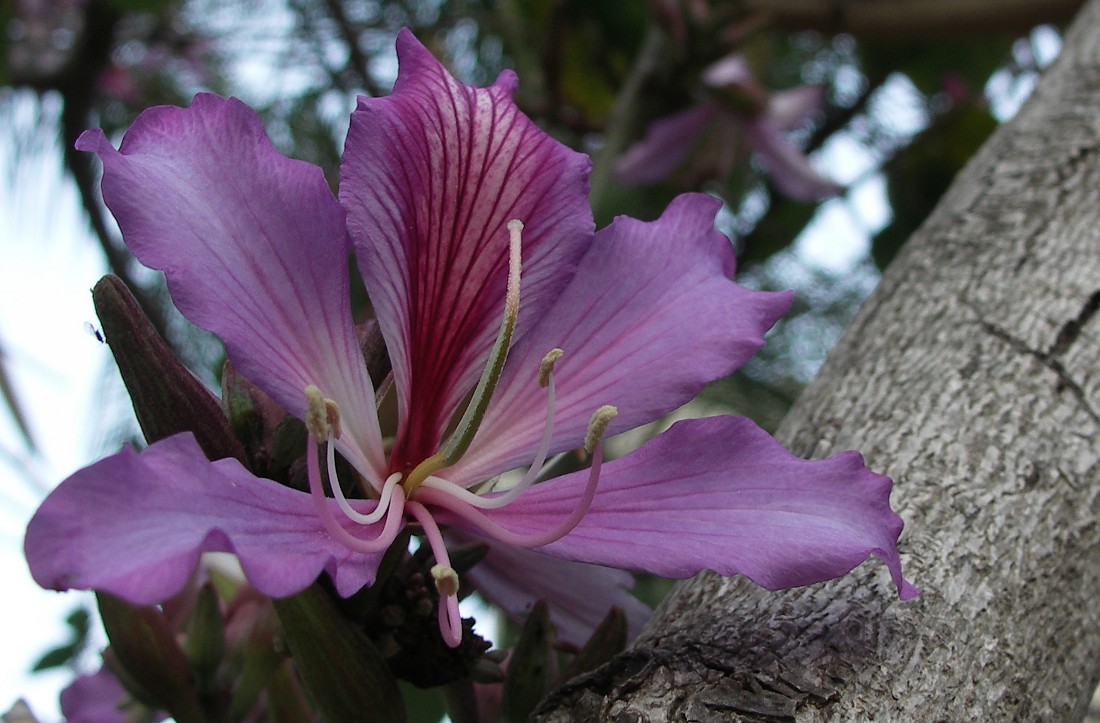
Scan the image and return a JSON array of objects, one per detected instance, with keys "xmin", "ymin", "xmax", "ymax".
[{"xmin": 962, "ymin": 297, "xmax": 1100, "ymax": 427}]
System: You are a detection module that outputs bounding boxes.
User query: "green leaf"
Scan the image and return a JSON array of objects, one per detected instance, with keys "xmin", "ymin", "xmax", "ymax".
[
  {"xmin": 31, "ymin": 644, "xmax": 79, "ymax": 672},
  {"xmin": 274, "ymin": 584, "xmax": 405, "ymax": 723}
]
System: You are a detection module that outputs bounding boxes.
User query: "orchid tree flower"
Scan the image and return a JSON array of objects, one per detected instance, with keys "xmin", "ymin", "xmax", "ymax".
[
  {"xmin": 25, "ymin": 30, "xmax": 915, "ymax": 653},
  {"xmin": 616, "ymin": 53, "xmax": 843, "ymax": 202}
]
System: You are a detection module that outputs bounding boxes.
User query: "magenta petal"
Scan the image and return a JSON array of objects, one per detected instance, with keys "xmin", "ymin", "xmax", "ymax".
[
  {"xmin": 744, "ymin": 119, "xmax": 843, "ymax": 202},
  {"xmin": 451, "ymin": 532, "xmax": 650, "ymax": 646},
  {"xmin": 341, "ymin": 30, "xmax": 594, "ymax": 467},
  {"xmin": 449, "ymin": 417, "xmax": 917, "ymax": 599},
  {"xmin": 25, "ymin": 434, "xmax": 388, "ymax": 604},
  {"xmin": 614, "ymin": 103, "xmax": 719, "ymax": 186},
  {"xmin": 76, "ymin": 94, "xmax": 384, "ymax": 477},
  {"xmin": 450, "ymin": 194, "xmax": 791, "ymax": 484}
]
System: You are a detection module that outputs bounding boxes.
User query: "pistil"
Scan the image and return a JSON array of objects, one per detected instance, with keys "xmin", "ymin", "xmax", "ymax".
[{"xmin": 402, "ymin": 220, "xmax": 525, "ymax": 496}]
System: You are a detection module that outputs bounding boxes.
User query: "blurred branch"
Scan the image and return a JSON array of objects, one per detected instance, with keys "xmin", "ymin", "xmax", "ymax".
[
  {"xmin": 588, "ymin": 26, "xmax": 666, "ymax": 218},
  {"xmin": 14, "ymin": 0, "xmax": 174, "ymax": 341},
  {"xmin": 745, "ymin": 0, "xmax": 1082, "ymax": 38},
  {"xmin": 319, "ymin": 0, "xmax": 384, "ymax": 97},
  {"xmin": 0, "ymin": 339, "xmax": 34, "ymax": 451}
]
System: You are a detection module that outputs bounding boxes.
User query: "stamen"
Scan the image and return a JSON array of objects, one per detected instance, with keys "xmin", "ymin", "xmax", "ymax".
[
  {"xmin": 306, "ymin": 431, "xmax": 406, "ymax": 554},
  {"xmin": 305, "ymin": 385, "xmax": 329, "ymax": 439},
  {"xmin": 403, "ymin": 219, "xmax": 525, "ymax": 496},
  {"xmin": 325, "ymin": 399, "xmax": 342, "ymax": 439},
  {"xmin": 431, "ymin": 564, "xmax": 460, "ymax": 597},
  {"xmin": 419, "ymin": 348, "xmax": 563, "ymax": 510},
  {"xmin": 538, "ymin": 347, "xmax": 564, "ymax": 388},
  {"xmin": 585, "ymin": 405, "xmax": 618, "ymax": 453},
  {"xmin": 414, "ymin": 406, "xmax": 616, "ymax": 548},
  {"xmin": 407, "ymin": 501, "xmax": 464, "ymax": 647}
]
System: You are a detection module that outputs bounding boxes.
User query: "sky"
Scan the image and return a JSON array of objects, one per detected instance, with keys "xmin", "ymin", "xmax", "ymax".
[
  {"xmin": 0, "ymin": 21, "xmax": 1062, "ymax": 722},
  {"xmin": 0, "ymin": 90, "xmax": 111, "ymax": 719}
]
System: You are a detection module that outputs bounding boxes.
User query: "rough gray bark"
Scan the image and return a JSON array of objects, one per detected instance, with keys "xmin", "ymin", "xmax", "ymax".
[{"xmin": 534, "ymin": 1, "xmax": 1100, "ymax": 721}]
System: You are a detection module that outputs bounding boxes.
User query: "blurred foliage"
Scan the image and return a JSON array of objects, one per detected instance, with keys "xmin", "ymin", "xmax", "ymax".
[{"xmin": 1, "ymin": 0, "xmax": 1068, "ymax": 720}]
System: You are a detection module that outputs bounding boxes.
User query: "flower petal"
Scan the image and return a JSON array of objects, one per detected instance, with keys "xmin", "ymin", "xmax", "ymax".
[
  {"xmin": 447, "ymin": 417, "xmax": 917, "ymax": 599},
  {"xmin": 60, "ymin": 667, "xmax": 149, "ymax": 723},
  {"xmin": 450, "ymin": 194, "xmax": 791, "ymax": 484},
  {"xmin": 451, "ymin": 531, "xmax": 650, "ymax": 646},
  {"xmin": 25, "ymin": 434, "xmax": 389, "ymax": 604},
  {"xmin": 744, "ymin": 119, "xmax": 842, "ymax": 202},
  {"xmin": 76, "ymin": 94, "xmax": 384, "ymax": 479},
  {"xmin": 341, "ymin": 30, "xmax": 593, "ymax": 469},
  {"xmin": 614, "ymin": 103, "xmax": 719, "ymax": 186},
  {"xmin": 767, "ymin": 86, "xmax": 825, "ymax": 131}
]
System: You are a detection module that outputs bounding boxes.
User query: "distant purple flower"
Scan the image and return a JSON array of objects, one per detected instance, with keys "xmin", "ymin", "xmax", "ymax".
[
  {"xmin": 60, "ymin": 667, "xmax": 159, "ymax": 723},
  {"xmin": 617, "ymin": 53, "xmax": 842, "ymax": 202},
  {"xmin": 26, "ymin": 31, "xmax": 914, "ymax": 649}
]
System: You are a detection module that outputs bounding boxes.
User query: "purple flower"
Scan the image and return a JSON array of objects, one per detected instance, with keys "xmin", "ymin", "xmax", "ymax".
[
  {"xmin": 25, "ymin": 31, "xmax": 915, "ymax": 649},
  {"xmin": 616, "ymin": 53, "xmax": 842, "ymax": 202},
  {"xmin": 60, "ymin": 667, "xmax": 161, "ymax": 723}
]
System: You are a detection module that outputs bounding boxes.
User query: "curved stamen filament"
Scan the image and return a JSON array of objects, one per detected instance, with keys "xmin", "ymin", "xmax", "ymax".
[
  {"xmin": 403, "ymin": 219, "xmax": 525, "ymax": 496},
  {"xmin": 307, "ymin": 435, "xmax": 406, "ymax": 554},
  {"xmin": 413, "ymin": 435, "xmax": 605, "ymax": 549},
  {"xmin": 328, "ymin": 440, "xmax": 401, "ymax": 524},
  {"xmin": 406, "ymin": 501, "xmax": 464, "ymax": 648},
  {"xmin": 420, "ymin": 348, "xmax": 562, "ymax": 510}
]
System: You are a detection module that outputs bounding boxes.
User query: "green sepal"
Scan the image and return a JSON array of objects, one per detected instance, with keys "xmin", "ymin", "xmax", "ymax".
[
  {"xmin": 273, "ymin": 584, "xmax": 406, "ymax": 723},
  {"xmin": 92, "ymin": 274, "xmax": 246, "ymax": 464},
  {"xmin": 184, "ymin": 583, "xmax": 226, "ymax": 690},
  {"xmin": 501, "ymin": 601, "xmax": 556, "ymax": 723},
  {"xmin": 559, "ymin": 606, "xmax": 628, "ymax": 682},
  {"xmin": 96, "ymin": 593, "xmax": 207, "ymax": 723}
]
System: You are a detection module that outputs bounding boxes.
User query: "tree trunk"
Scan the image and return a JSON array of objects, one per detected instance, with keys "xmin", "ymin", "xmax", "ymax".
[{"xmin": 534, "ymin": 1, "xmax": 1100, "ymax": 720}]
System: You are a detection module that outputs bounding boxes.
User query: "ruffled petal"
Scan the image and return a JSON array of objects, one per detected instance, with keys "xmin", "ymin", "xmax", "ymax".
[
  {"xmin": 614, "ymin": 104, "xmax": 720, "ymax": 186},
  {"xmin": 445, "ymin": 417, "xmax": 917, "ymax": 599},
  {"xmin": 451, "ymin": 531, "xmax": 650, "ymax": 646},
  {"xmin": 341, "ymin": 30, "xmax": 593, "ymax": 469},
  {"xmin": 25, "ymin": 434, "xmax": 390, "ymax": 604},
  {"xmin": 450, "ymin": 194, "xmax": 791, "ymax": 484},
  {"xmin": 76, "ymin": 94, "xmax": 384, "ymax": 479}
]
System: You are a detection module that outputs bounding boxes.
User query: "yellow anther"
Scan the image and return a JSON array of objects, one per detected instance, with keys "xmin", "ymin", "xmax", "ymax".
[
  {"xmin": 584, "ymin": 405, "xmax": 618, "ymax": 454},
  {"xmin": 538, "ymin": 348, "xmax": 564, "ymax": 388},
  {"xmin": 304, "ymin": 385, "xmax": 329, "ymax": 438},
  {"xmin": 431, "ymin": 564, "xmax": 460, "ymax": 597},
  {"xmin": 325, "ymin": 398, "xmax": 342, "ymax": 440}
]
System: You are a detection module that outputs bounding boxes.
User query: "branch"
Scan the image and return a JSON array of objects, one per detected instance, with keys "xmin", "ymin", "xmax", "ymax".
[
  {"xmin": 744, "ymin": 0, "xmax": 1083, "ymax": 39},
  {"xmin": 535, "ymin": 0, "xmax": 1100, "ymax": 719}
]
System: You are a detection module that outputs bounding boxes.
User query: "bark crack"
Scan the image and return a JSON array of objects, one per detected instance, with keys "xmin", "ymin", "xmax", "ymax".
[
  {"xmin": 961, "ymin": 298, "xmax": 1100, "ymax": 426},
  {"xmin": 1048, "ymin": 288, "xmax": 1100, "ymax": 358}
]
